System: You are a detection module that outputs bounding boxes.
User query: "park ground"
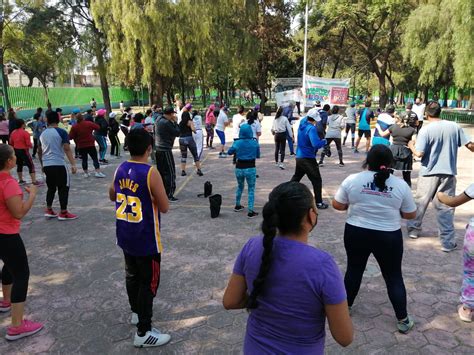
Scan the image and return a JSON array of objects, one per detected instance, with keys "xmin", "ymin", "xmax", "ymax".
[{"xmin": 0, "ymin": 117, "xmax": 473, "ymax": 354}]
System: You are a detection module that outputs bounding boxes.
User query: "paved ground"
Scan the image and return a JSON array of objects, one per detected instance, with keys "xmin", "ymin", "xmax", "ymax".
[{"xmin": 0, "ymin": 118, "xmax": 473, "ymax": 354}]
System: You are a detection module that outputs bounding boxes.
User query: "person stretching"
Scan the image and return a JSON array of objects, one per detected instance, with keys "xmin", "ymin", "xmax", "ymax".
[
  {"xmin": 94, "ymin": 109, "xmax": 109, "ymax": 164},
  {"xmin": 215, "ymin": 107, "xmax": 230, "ymax": 158},
  {"xmin": 9, "ymin": 119, "xmax": 39, "ymax": 185},
  {"xmin": 227, "ymin": 124, "xmax": 260, "ymax": 219},
  {"xmin": 223, "ymin": 181, "xmax": 353, "ymax": 354},
  {"xmin": 319, "ymin": 105, "xmax": 345, "ymax": 167},
  {"xmin": 0, "ymin": 144, "xmax": 43, "ymax": 340},
  {"xmin": 333, "ymin": 145, "xmax": 417, "ymax": 333}
]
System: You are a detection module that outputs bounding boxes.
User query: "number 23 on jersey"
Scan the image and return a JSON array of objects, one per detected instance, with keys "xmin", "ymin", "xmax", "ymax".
[{"xmin": 116, "ymin": 193, "xmax": 143, "ymax": 223}]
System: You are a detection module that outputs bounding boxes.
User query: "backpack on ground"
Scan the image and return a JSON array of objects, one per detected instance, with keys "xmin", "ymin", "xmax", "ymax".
[
  {"xmin": 197, "ymin": 181, "xmax": 213, "ymax": 198},
  {"xmin": 209, "ymin": 194, "xmax": 222, "ymax": 218}
]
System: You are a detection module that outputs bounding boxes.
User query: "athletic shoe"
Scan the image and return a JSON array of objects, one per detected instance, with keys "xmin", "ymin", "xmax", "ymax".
[
  {"xmin": 289, "ymin": 152, "xmax": 295, "ymax": 156},
  {"xmin": 275, "ymin": 162, "xmax": 279, "ymax": 166},
  {"xmin": 131, "ymin": 312, "xmax": 139, "ymax": 325},
  {"xmin": 247, "ymin": 211, "xmax": 259, "ymax": 219},
  {"xmin": 134, "ymin": 328, "xmax": 171, "ymax": 348},
  {"xmin": 99, "ymin": 159, "xmax": 109, "ymax": 165},
  {"xmin": 94, "ymin": 172, "xmax": 106, "ymax": 178},
  {"xmin": 44, "ymin": 208, "xmax": 58, "ymax": 218},
  {"xmin": 181, "ymin": 170, "xmax": 187, "ymax": 176},
  {"xmin": 234, "ymin": 205, "xmax": 245, "ymax": 212},
  {"xmin": 339, "ymin": 162, "xmax": 345, "ymax": 167},
  {"xmin": 458, "ymin": 305, "xmax": 472, "ymax": 322},
  {"xmin": 218, "ymin": 153, "xmax": 227, "ymax": 158},
  {"xmin": 408, "ymin": 232, "xmax": 418, "ymax": 239},
  {"xmin": 278, "ymin": 163, "xmax": 285, "ymax": 170},
  {"xmin": 316, "ymin": 202, "xmax": 329, "ymax": 209},
  {"xmin": 196, "ymin": 169, "xmax": 203, "ymax": 176},
  {"xmin": 0, "ymin": 300, "xmax": 11, "ymax": 312},
  {"xmin": 6, "ymin": 319, "xmax": 43, "ymax": 341},
  {"xmin": 58, "ymin": 211, "xmax": 78, "ymax": 221},
  {"xmin": 353, "ymin": 149, "xmax": 359, "ymax": 154},
  {"xmin": 83, "ymin": 172, "xmax": 90, "ymax": 178},
  {"xmin": 169, "ymin": 197, "xmax": 179, "ymax": 202},
  {"xmin": 18, "ymin": 180, "xmax": 26, "ymax": 185},
  {"xmin": 32, "ymin": 181, "xmax": 44, "ymax": 186},
  {"xmin": 441, "ymin": 243, "xmax": 457, "ymax": 253},
  {"xmin": 397, "ymin": 316, "xmax": 415, "ymax": 334},
  {"xmin": 318, "ymin": 161, "xmax": 324, "ymax": 167}
]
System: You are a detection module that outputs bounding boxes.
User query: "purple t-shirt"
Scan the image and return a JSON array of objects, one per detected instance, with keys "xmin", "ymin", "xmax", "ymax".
[{"xmin": 233, "ymin": 236, "xmax": 346, "ymax": 355}]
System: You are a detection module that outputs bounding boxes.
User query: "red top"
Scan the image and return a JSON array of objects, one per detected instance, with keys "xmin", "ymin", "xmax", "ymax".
[
  {"xmin": 9, "ymin": 128, "xmax": 32, "ymax": 150},
  {"xmin": 69, "ymin": 121, "xmax": 100, "ymax": 149},
  {"xmin": 0, "ymin": 172, "xmax": 23, "ymax": 234}
]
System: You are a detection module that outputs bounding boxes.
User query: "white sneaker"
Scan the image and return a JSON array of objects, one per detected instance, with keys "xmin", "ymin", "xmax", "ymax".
[
  {"xmin": 94, "ymin": 172, "xmax": 106, "ymax": 178},
  {"xmin": 131, "ymin": 312, "xmax": 138, "ymax": 325},
  {"xmin": 133, "ymin": 328, "xmax": 171, "ymax": 348},
  {"xmin": 408, "ymin": 232, "xmax": 418, "ymax": 239},
  {"xmin": 83, "ymin": 172, "xmax": 90, "ymax": 178},
  {"xmin": 278, "ymin": 163, "xmax": 285, "ymax": 170}
]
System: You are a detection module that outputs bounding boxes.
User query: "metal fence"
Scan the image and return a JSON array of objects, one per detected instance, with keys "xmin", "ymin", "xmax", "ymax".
[{"xmin": 440, "ymin": 111, "xmax": 474, "ymax": 124}]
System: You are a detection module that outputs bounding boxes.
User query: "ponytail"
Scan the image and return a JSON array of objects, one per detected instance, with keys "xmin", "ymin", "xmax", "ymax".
[
  {"xmin": 363, "ymin": 145, "xmax": 394, "ymax": 192},
  {"xmin": 373, "ymin": 166, "xmax": 391, "ymax": 192}
]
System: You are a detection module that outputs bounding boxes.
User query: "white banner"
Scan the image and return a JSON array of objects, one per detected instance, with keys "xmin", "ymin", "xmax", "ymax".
[
  {"xmin": 304, "ymin": 76, "xmax": 350, "ymax": 107},
  {"xmin": 275, "ymin": 88, "xmax": 303, "ymax": 107}
]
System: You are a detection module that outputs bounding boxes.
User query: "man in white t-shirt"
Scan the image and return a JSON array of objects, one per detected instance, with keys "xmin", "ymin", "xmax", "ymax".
[
  {"xmin": 412, "ymin": 98, "xmax": 425, "ymax": 133},
  {"xmin": 215, "ymin": 107, "xmax": 230, "ymax": 157},
  {"xmin": 232, "ymin": 105, "xmax": 247, "ymax": 139}
]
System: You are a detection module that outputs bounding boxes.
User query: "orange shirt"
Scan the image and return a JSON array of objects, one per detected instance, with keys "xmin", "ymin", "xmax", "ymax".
[
  {"xmin": 9, "ymin": 128, "xmax": 32, "ymax": 150},
  {"xmin": 0, "ymin": 172, "xmax": 23, "ymax": 234}
]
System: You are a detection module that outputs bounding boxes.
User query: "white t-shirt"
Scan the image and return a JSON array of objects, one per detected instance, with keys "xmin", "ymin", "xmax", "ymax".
[
  {"xmin": 144, "ymin": 116, "xmax": 154, "ymax": 133},
  {"xmin": 334, "ymin": 171, "xmax": 416, "ymax": 231},
  {"xmin": 232, "ymin": 114, "xmax": 246, "ymax": 139},
  {"xmin": 412, "ymin": 103, "xmax": 425, "ymax": 122},
  {"xmin": 193, "ymin": 115, "xmax": 203, "ymax": 130},
  {"xmin": 464, "ymin": 183, "xmax": 474, "ymax": 199},
  {"xmin": 250, "ymin": 121, "xmax": 262, "ymax": 139},
  {"xmin": 215, "ymin": 111, "xmax": 229, "ymax": 131}
]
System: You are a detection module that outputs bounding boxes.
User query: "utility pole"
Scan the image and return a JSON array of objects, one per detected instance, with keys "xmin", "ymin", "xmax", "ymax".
[{"xmin": 302, "ymin": 0, "xmax": 310, "ymax": 112}]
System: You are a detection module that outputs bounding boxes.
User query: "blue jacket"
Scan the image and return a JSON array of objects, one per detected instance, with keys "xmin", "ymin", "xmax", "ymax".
[
  {"xmin": 296, "ymin": 117, "xmax": 326, "ymax": 158},
  {"xmin": 227, "ymin": 124, "xmax": 260, "ymax": 161}
]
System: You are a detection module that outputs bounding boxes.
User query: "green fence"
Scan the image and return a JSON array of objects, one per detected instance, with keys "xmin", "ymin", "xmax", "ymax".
[{"xmin": 440, "ymin": 111, "xmax": 474, "ymax": 124}]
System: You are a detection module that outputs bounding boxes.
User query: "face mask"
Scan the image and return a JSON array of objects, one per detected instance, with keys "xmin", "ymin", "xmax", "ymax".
[{"xmin": 309, "ymin": 208, "xmax": 318, "ymax": 232}]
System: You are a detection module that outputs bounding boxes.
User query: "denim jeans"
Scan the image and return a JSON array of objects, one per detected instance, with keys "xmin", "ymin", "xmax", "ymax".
[
  {"xmin": 235, "ymin": 167, "xmax": 257, "ymax": 212},
  {"xmin": 407, "ymin": 174, "xmax": 456, "ymax": 248}
]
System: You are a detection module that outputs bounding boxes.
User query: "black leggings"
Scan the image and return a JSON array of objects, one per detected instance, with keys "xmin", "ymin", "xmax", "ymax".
[
  {"xmin": 43, "ymin": 166, "xmax": 69, "ymax": 211},
  {"xmin": 79, "ymin": 146, "xmax": 100, "ymax": 171},
  {"xmin": 320, "ymin": 138, "xmax": 343, "ymax": 164},
  {"xmin": 109, "ymin": 133, "xmax": 121, "ymax": 157},
  {"xmin": 0, "ymin": 234, "xmax": 30, "ymax": 303},
  {"xmin": 344, "ymin": 223, "xmax": 407, "ymax": 320},
  {"xmin": 0, "ymin": 135, "xmax": 8, "ymax": 144},
  {"xmin": 124, "ymin": 252, "xmax": 161, "ymax": 335},
  {"xmin": 205, "ymin": 124, "xmax": 214, "ymax": 147},
  {"xmin": 274, "ymin": 132, "xmax": 287, "ymax": 163}
]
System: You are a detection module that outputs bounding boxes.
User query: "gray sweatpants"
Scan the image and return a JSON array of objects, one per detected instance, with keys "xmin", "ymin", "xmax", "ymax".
[{"xmin": 407, "ymin": 174, "xmax": 456, "ymax": 248}]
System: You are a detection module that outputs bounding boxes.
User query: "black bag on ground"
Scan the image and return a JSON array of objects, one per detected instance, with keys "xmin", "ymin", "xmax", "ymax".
[
  {"xmin": 198, "ymin": 181, "xmax": 213, "ymax": 198},
  {"xmin": 209, "ymin": 194, "xmax": 222, "ymax": 218}
]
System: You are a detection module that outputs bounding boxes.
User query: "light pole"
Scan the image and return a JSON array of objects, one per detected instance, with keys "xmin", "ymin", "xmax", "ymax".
[{"xmin": 302, "ymin": 0, "xmax": 310, "ymax": 112}]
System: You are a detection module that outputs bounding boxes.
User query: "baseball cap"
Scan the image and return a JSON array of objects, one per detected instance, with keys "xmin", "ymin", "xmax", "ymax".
[
  {"xmin": 96, "ymin": 109, "xmax": 106, "ymax": 116},
  {"xmin": 72, "ymin": 108, "xmax": 81, "ymax": 114},
  {"xmin": 163, "ymin": 106, "xmax": 176, "ymax": 114},
  {"xmin": 109, "ymin": 112, "xmax": 117, "ymax": 118},
  {"xmin": 254, "ymin": 104, "xmax": 260, "ymax": 111},
  {"xmin": 185, "ymin": 103, "xmax": 192, "ymax": 110},
  {"xmin": 223, "ymin": 106, "xmax": 230, "ymax": 112},
  {"xmin": 306, "ymin": 108, "xmax": 321, "ymax": 121},
  {"xmin": 314, "ymin": 100, "xmax": 321, "ymax": 107}
]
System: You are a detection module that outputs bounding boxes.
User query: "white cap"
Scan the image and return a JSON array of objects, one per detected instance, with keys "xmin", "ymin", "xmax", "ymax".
[
  {"xmin": 109, "ymin": 112, "xmax": 117, "ymax": 118},
  {"xmin": 306, "ymin": 108, "xmax": 321, "ymax": 121}
]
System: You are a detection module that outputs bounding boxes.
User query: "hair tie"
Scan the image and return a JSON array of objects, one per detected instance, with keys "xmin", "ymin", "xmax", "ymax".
[{"xmin": 379, "ymin": 165, "xmax": 387, "ymax": 170}]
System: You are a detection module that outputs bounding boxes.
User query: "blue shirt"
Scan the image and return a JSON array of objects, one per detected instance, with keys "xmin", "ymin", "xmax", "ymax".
[
  {"xmin": 39, "ymin": 127, "xmax": 69, "ymax": 167},
  {"xmin": 114, "ymin": 161, "xmax": 162, "ymax": 256},
  {"xmin": 227, "ymin": 124, "xmax": 260, "ymax": 161},
  {"xmin": 296, "ymin": 117, "xmax": 326, "ymax": 158},
  {"xmin": 282, "ymin": 106, "xmax": 294, "ymax": 123},
  {"xmin": 358, "ymin": 108, "xmax": 374, "ymax": 130}
]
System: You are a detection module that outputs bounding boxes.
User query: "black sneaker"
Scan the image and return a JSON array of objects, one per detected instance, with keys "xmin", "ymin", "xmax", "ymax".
[
  {"xmin": 316, "ymin": 202, "xmax": 329, "ymax": 209},
  {"xmin": 318, "ymin": 161, "xmax": 324, "ymax": 167},
  {"xmin": 290, "ymin": 152, "xmax": 295, "ymax": 156},
  {"xmin": 181, "ymin": 170, "xmax": 187, "ymax": 176},
  {"xmin": 196, "ymin": 169, "xmax": 203, "ymax": 176},
  {"xmin": 247, "ymin": 211, "xmax": 259, "ymax": 219},
  {"xmin": 169, "ymin": 196, "xmax": 179, "ymax": 202},
  {"xmin": 234, "ymin": 205, "xmax": 245, "ymax": 212},
  {"xmin": 339, "ymin": 162, "xmax": 345, "ymax": 167}
]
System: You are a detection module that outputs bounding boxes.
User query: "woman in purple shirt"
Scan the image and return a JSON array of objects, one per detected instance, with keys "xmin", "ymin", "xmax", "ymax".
[{"xmin": 223, "ymin": 181, "xmax": 353, "ymax": 354}]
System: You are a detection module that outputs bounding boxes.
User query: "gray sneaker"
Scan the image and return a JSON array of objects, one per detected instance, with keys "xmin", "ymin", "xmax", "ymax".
[
  {"xmin": 441, "ymin": 243, "xmax": 457, "ymax": 252},
  {"xmin": 397, "ymin": 315, "xmax": 415, "ymax": 334}
]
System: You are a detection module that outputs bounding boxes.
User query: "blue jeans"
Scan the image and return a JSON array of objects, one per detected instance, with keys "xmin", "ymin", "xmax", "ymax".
[
  {"xmin": 286, "ymin": 128, "xmax": 294, "ymax": 154},
  {"xmin": 235, "ymin": 167, "xmax": 256, "ymax": 212},
  {"xmin": 94, "ymin": 134, "xmax": 107, "ymax": 160},
  {"xmin": 407, "ymin": 174, "xmax": 456, "ymax": 248}
]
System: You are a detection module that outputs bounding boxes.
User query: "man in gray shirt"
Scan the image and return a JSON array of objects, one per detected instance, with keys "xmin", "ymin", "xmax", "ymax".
[
  {"xmin": 343, "ymin": 102, "xmax": 357, "ymax": 147},
  {"xmin": 407, "ymin": 101, "xmax": 474, "ymax": 252}
]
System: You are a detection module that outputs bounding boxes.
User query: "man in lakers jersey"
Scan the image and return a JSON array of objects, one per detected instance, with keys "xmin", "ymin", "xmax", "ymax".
[{"xmin": 108, "ymin": 128, "xmax": 170, "ymax": 348}]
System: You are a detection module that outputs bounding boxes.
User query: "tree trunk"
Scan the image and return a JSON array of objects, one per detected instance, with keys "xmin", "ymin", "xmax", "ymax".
[
  {"xmin": 469, "ymin": 89, "xmax": 474, "ymax": 110},
  {"xmin": 93, "ymin": 39, "xmax": 112, "ymax": 114},
  {"xmin": 441, "ymin": 87, "xmax": 448, "ymax": 107},
  {"xmin": 422, "ymin": 87, "xmax": 429, "ymax": 103},
  {"xmin": 42, "ymin": 83, "xmax": 49, "ymax": 106},
  {"xmin": 149, "ymin": 76, "xmax": 164, "ymax": 106},
  {"xmin": 0, "ymin": 18, "xmax": 11, "ymax": 110},
  {"xmin": 378, "ymin": 75, "xmax": 388, "ymax": 109},
  {"xmin": 331, "ymin": 28, "xmax": 345, "ymax": 78}
]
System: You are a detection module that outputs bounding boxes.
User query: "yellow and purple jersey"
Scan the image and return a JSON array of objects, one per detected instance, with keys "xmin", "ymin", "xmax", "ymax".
[{"xmin": 114, "ymin": 161, "xmax": 162, "ymax": 256}]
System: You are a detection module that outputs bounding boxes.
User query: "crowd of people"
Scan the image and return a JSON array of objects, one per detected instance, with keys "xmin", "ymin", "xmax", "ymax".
[{"xmin": 0, "ymin": 96, "xmax": 473, "ymax": 353}]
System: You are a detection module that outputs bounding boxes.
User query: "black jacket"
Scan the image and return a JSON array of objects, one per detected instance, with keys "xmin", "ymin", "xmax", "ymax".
[{"xmin": 155, "ymin": 117, "xmax": 180, "ymax": 151}]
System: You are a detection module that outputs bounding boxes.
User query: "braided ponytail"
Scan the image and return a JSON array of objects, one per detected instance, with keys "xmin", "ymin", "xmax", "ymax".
[{"xmin": 247, "ymin": 200, "xmax": 278, "ymax": 309}]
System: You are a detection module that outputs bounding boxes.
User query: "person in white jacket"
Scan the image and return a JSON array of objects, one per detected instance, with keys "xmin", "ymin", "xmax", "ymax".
[
  {"xmin": 271, "ymin": 106, "xmax": 293, "ymax": 170},
  {"xmin": 319, "ymin": 105, "xmax": 345, "ymax": 167}
]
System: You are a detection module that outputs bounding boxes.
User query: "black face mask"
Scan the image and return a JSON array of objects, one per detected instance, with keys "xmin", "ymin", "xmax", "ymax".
[{"xmin": 308, "ymin": 209, "xmax": 318, "ymax": 232}]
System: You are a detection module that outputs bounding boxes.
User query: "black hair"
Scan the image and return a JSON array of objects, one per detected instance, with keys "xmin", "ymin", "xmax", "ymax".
[
  {"xmin": 238, "ymin": 105, "xmax": 245, "ymax": 114},
  {"xmin": 362, "ymin": 145, "xmax": 394, "ymax": 192},
  {"xmin": 386, "ymin": 105, "xmax": 395, "ymax": 114},
  {"xmin": 0, "ymin": 114, "xmax": 5, "ymax": 121},
  {"xmin": 331, "ymin": 105, "xmax": 339, "ymax": 114},
  {"xmin": 192, "ymin": 109, "xmax": 199, "ymax": 117},
  {"xmin": 46, "ymin": 110, "xmax": 60, "ymax": 125},
  {"xmin": 36, "ymin": 107, "xmax": 43, "ymax": 113},
  {"xmin": 0, "ymin": 144, "xmax": 14, "ymax": 170},
  {"xmin": 56, "ymin": 108, "xmax": 62, "ymax": 113},
  {"xmin": 15, "ymin": 118, "xmax": 25, "ymax": 129},
  {"xmin": 145, "ymin": 109, "xmax": 153, "ymax": 116},
  {"xmin": 426, "ymin": 101, "xmax": 441, "ymax": 118},
  {"xmin": 133, "ymin": 113, "xmax": 144, "ymax": 123},
  {"xmin": 406, "ymin": 102, "xmax": 413, "ymax": 110},
  {"xmin": 86, "ymin": 109, "xmax": 93, "ymax": 114},
  {"xmin": 323, "ymin": 104, "xmax": 330, "ymax": 111},
  {"xmin": 126, "ymin": 128, "xmax": 151, "ymax": 156},
  {"xmin": 247, "ymin": 110, "xmax": 257, "ymax": 125},
  {"xmin": 246, "ymin": 181, "xmax": 316, "ymax": 309},
  {"xmin": 365, "ymin": 101, "xmax": 372, "ymax": 107},
  {"xmin": 275, "ymin": 106, "xmax": 283, "ymax": 119},
  {"xmin": 125, "ymin": 107, "xmax": 132, "ymax": 113},
  {"xmin": 350, "ymin": 102, "xmax": 355, "ymax": 107}
]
